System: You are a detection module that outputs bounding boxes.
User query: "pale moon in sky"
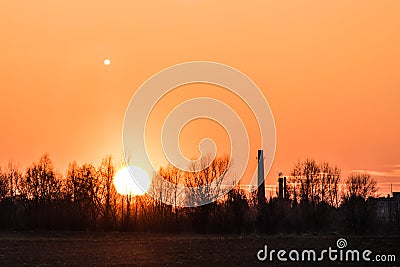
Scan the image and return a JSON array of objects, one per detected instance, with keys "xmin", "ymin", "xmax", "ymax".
[{"xmin": 103, "ymin": 59, "xmax": 111, "ymax": 65}]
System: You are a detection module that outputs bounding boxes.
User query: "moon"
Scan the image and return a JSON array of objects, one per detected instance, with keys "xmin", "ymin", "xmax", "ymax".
[{"xmin": 103, "ymin": 58, "xmax": 111, "ymax": 66}]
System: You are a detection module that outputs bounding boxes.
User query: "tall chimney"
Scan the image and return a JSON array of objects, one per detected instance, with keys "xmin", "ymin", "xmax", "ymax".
[
  {"xmin": 278, "ymin": 177, "xmax": 284, "ymax": 199},
  {"xmin": 257, "ymin": 150, "xmax": 265, "ymax": 205},
  {"xmin": 283, "ymin": 176, "xmax": 287, "ymax": 199}
]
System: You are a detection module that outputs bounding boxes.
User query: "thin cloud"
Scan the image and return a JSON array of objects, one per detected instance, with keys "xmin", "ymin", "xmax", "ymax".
[
  {"xmin": 350, "ymin": 169, "xmax": 400, "ymax": 177},
  {"xmin": 384, "ymin": 164, "xmax": 400, "ymax": 168}
]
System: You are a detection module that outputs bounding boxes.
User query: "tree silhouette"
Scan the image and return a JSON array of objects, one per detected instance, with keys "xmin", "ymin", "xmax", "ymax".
[
  {"xmin": 0, "ymin": 168, "xmax": 7, "ymax": 200},
  {"xmin": 23, "ymin": 154, "xmax": 61, "ymax": 204},
  {"xmin": 66, "ymin": 162, "xmax": 100, "ymax": 229},
  {"xmin": 184, "ymin": 155, "xmax": 229, "ymax": 206},
  {"xmin": 289, "ymin": 159, "xmax": 341, "ymax": 206},
  {"xmin": 343, "ymin": 173, "xmax": 377, "ymax": 201},
  {"xmin": 0, "ymin": 154, "xmax": 397, "ymax": 235},
  {"xmin": 341, "ymin": 173, "xmax": 378, "ymax": 234},
  {"xmin": 97, "ymin": 156, "xmax": 118, "ymax": 229}
]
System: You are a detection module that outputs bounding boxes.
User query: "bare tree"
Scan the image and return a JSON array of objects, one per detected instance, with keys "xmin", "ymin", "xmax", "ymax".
[
  {"xmin": 184, "ymin": 155, "xmax": 230, "ymax": 232},
  {"xmin": 289, "ymin": 159, "xmax": 341, "ymax": 207},
  {"xmin": 66, "ymin": 162, "xmax": 100, "ymax": 229},
  {"xmin": 319, "ymin": 162, "xmax": 341, "ymax": 207},
  {"xmin": 157, "ymin": 164, "xmax": 182, "ymax": 225},
  {"xmin": 341, "ymin": 173, "xmax": 377, "ymax": 233},
  {"xmin": 343, "ymin": 173, "xmax": 377, "ymax": 201},
  {"xmin": 5, "ymin": 161, "xmax": 22, "ymax": 198},
  {"xmin": 146, "ymin": 171, "xmax": 175, "ymax": 231},
  {"xmin": 97, "ymin": 155, "xmax": 118, "ymax": 229},
  {"xmin": 23, "ymin": 154, "xmax": 61, "ymax": 204},
  {"xmin": 185, "ymin": 155, "xmax": 229, "ymax": 207},
  {"xmin": 290, "ymin": 159, "xmax": 320, "ymax": 204},
  {"xmin": 0, "ymin": 167, "xmax": 7, "ymax": 200}
]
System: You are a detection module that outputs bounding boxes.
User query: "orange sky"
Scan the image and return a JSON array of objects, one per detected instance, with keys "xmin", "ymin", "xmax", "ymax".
[{"xmin": 1, "ymin": 1, "xmax": 399, "ymax": 195}]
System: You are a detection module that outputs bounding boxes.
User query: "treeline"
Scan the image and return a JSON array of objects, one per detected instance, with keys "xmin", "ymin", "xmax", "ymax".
[{"xmin": 0, "ymin": 155, "xmax": 399, "ymax": 234}]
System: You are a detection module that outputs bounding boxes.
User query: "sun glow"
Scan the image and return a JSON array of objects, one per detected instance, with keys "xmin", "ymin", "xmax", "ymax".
[{"xmin": 113, "ymin": 166, "xmax": 151, "ymax": 196}]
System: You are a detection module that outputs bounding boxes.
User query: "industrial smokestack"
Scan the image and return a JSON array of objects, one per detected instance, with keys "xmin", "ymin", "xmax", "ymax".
[
  {"xmin": 257, "ymin": 150, "xmax": 265, "ymax": 205},
  {"xmin": 278, "ymin": 177, "xmax": 284, "ymax": 199},
  {"xmin": 283, "ymin": 176, "xmax": 287, "ymax": 199},
  {"xmin": 278, "ymin": 173, "xmax": 287, "ymax": 199}
]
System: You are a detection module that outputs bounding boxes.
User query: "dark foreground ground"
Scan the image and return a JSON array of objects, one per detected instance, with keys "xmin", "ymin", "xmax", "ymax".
[{"xmin": 0, "ymin": 231, "xmax": 398, "ymax": 266}]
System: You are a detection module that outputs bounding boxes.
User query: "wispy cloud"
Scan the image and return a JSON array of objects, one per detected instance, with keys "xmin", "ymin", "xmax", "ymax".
[
  {"xmin": 350, "ymin": 167, "xmax": 400, "ymax": 177},
  {"xmin": 384, "ymin": 164, "xmax": 400, "ymax": 168}
]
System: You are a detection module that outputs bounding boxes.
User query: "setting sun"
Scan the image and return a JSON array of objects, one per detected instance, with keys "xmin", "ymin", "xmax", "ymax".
[{"xmin": 113, "ymin": 166, "xmax": 151, "ymax": 196}]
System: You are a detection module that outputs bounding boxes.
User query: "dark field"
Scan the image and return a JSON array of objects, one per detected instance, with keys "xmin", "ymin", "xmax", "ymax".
[{"xmin": 0, "ymin": 232, "xmax": 398, "ymax": 266}]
